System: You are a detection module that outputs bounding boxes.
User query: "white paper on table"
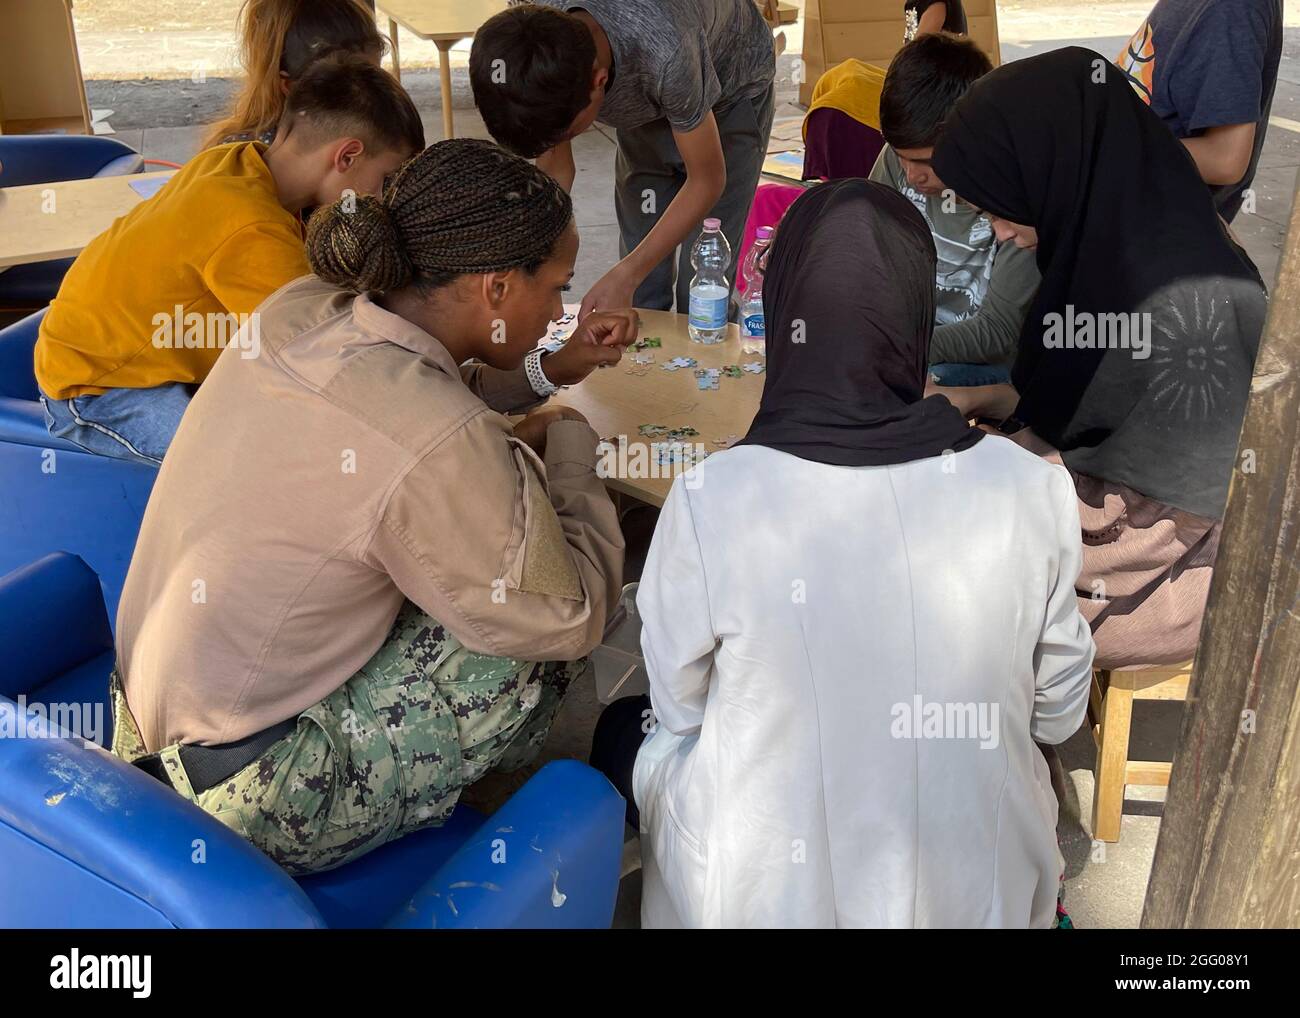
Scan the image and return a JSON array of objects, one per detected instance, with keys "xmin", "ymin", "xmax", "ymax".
[{"xmin": 129, "ymin": 174, "xmax": 176, "ymax": 201}]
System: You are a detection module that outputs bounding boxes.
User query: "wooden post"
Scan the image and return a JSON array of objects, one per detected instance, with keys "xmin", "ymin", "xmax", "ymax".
[{"xmin": 1141, "ymin": 173, "xmax": 1300, "ymax": 927}]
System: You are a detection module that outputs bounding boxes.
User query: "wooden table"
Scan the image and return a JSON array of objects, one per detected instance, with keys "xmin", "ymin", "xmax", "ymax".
[
  {"xmin": 0, "ymin": 171, "xmax": 172, "ymax": 269},
  {"xmin": 377, "ymin": 0, "xmax": 507, "ymax": 140},
  {"xmin": 553, "ymin": 309, "xmax": 766, "ymax": 507}
]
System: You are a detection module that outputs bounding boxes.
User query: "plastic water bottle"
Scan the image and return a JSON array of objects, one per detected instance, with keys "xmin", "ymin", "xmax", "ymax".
[
  {"xmin": 687, "ymin": 217, "xmax": 731, "ymax": 344},
  {"xmin": 739, "ymin": 226, "xmax": 772, "ymax": 355}
]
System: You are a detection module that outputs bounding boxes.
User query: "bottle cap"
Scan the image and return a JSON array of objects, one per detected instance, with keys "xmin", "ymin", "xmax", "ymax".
[
  {"xmin": 756, "ymin": 226, "xmax": 774, "ymax": 240},
  {"xmin": 702, "ymin": 217, "xmax": 721, "ymax": 231}
]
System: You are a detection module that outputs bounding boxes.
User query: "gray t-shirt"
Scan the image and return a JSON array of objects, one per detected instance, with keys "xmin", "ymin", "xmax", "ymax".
[
  {"xmin": 537, "ymin": 0, "xmax": 775, "ymax": 131},
  {"xmin": 870, "ymin": 145, "xmax": 1040, "ymax": 367}
]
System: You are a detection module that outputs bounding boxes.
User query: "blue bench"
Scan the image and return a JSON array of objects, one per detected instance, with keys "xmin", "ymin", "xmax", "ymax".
[
  {"xmin": 0, "ymin": 310, "xmax": 156, "ymax": 624},
  {"xmin": 0, "ymin": 553, "xmax": 626, "ymax": 928}
]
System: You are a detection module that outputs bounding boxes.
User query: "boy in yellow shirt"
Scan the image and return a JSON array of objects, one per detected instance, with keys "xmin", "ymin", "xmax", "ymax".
[{"xmin": 35, "ymin": 52, "xmax": 424, "ymax": 465}]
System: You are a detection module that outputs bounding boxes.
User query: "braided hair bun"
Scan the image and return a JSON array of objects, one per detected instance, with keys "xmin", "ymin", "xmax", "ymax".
[
  {"xmin": 307, "ymin": 193, "xmax": 413, "ymax": 292},
  {"xmin": 307, "ymin": 137, "xmax": 574, "ymax": 294}
]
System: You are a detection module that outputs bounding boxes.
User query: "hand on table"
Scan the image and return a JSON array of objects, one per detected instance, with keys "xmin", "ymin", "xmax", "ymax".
[
  {"xmin": 541, "ymin": 309, "xmax": 641, "ymax": 385},
  {"xmin": 512, "ymin": 405, "xmax": 590, "ymax": 456}
]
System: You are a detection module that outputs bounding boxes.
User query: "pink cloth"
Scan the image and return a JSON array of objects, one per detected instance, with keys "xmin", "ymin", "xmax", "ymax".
[{"xmin": 736, "ymin": 182, "xmax": 803, "ymax": 294}]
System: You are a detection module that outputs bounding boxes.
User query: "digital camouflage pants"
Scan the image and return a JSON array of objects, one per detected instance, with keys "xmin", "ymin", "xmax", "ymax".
[{"xmin": 111, "ymin": 602, "xmax": 587, "ymax": 875}]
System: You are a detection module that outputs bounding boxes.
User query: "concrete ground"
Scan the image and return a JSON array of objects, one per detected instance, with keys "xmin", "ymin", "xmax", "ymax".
[{"xmin": 57, "ymin": 1, "xmax": 1300, "ymax": 928}]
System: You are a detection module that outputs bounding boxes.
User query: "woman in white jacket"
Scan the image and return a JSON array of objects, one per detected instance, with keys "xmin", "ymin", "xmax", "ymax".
[{"xmin": 606, "ymin": 180, "xmax": 1094, "ymax": 928}]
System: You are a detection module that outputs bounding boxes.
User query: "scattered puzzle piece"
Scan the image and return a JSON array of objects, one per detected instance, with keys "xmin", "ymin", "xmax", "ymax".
[
  {"xmin": 742, "ymin": 361, "xmax": 765, "ymax": 374},
  {"xmin": 633, "ymin": 337, "xmax": 662, "ymax": 350},
  {"xmin": 653, "ymin": 441, "xmax": 710, "ymax": 467},
  {"xmin": 711, "ymin": 434, "xmax": 741, "ymax": 448},
  {"xmin": 694, "ymin": 367, "xmax": 721, "ymax": 391},
  {"xmin": 539, "ymin": 310, "xmax": 580, "ymax": 352},
  {"xmin": 640, "ymin": 424, "xmax": 700, "ymax": 443},
  {"xmin": 662, "ymin": 356, "xmax": 698, "ymax": 372}
]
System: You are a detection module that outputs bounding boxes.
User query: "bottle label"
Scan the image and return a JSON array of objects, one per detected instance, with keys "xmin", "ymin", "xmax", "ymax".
[
  {"xmin": 741, "ymin": 311, "xmax": 764, "ymax": 338},
  {"xmin": 688, "ymin": 289, "xmax": 728, "ymax": 330}
]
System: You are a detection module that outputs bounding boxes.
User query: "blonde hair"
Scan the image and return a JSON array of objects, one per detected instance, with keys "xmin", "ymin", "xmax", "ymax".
[{"xmin": 202, "ymin": 0, "xmax": 385, "ymax": 149}]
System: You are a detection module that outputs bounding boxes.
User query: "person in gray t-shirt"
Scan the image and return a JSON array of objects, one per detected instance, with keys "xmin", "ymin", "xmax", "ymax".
[
  {"xmin": 470, "ymin": 1, "xmax": 775, "ymax": 316},
  {"xmin": 871, "ymin": 33, "xmax": 1040, "ymax": 386}
]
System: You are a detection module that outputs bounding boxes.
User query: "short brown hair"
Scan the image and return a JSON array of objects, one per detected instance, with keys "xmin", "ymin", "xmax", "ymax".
[
  {"xmin": 277, "ymin": 51, "xmax": 425, "ymax": 156},
  {"xmin": 881, "ymin": 33, "xmax": 992, "ymax": 150},
  {"xmin": 470, "ymin": 5, "xmax": 597, "ymax": 159}
]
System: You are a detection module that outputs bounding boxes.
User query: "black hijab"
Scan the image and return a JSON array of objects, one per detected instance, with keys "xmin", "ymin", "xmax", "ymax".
[
  {"xmin": 932, "ymin": 47, "xmax": 1266, "ymax": 519},
  {"xmin": 738, "ymin": 179, "xmax": 981, "ymax": 466}
]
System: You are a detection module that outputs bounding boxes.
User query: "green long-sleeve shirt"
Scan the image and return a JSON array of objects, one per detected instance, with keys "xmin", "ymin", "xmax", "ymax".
[{"xmin": 869, "ymin": 146, "xmax": 1040, "ymax": 366}]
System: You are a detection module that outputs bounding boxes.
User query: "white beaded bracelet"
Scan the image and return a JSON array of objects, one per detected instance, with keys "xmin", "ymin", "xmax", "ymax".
[{"xmin": 524, "ymin": 347, "xmax": 560, "ymax": 397}]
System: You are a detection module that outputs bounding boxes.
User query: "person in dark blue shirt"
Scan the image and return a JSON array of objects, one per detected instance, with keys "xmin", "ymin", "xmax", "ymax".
[{"xmin": 1116, "ymin": 0, "xmax": 1283, "ymax": 221}]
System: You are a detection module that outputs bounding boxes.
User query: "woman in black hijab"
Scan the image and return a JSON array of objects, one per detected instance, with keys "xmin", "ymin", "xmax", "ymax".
[
  {"xmin": 930, "ymin": 46, "xmax": 1266, "ymax": 668},
  {"xmin": 594, "ymin": 179, "xmax": 1093, "ymax": 928},
  {"xmin": 737, "ymin": 177, "xmax": 982, "ymax": 464}
]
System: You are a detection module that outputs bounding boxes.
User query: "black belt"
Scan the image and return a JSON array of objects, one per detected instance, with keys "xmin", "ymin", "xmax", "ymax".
[{"xmin": 133, "ymin": 717, "xmax": 299, "ymax": 796}]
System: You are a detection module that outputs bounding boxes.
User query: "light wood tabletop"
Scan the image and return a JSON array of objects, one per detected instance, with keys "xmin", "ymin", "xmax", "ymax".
[
  {"xmin": 0, "ymin": 170, "xmax": 173, "ymax": 269},
  {"xmin": 553, "ymin": 309, "xmax": 766, "ymax": 507},
  {"xmin": 377, "ymin": 0, "xmax": 508, "ymax": 140}
]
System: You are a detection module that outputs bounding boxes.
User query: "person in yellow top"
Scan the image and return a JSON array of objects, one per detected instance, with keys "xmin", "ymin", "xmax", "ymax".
[{"xmin": 35, "ymin": 52, "xmax": 424, "ymax": 465}]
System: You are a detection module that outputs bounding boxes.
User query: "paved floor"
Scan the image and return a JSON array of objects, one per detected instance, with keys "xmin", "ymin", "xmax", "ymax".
[{"xmin": 61, "ymin": 2, "xmax": 1300, "ymax": 928}]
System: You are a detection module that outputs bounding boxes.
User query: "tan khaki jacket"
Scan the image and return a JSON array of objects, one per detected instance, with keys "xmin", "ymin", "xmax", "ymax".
[{"xmin": 117, "ymin": 276, "xmax": 624, "ymax": 750}]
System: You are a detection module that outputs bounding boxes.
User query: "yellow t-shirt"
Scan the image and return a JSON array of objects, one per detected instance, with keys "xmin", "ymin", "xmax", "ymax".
[{"xmin": 35, "ymin": 142, "xmax": 310, "ymax": 400}]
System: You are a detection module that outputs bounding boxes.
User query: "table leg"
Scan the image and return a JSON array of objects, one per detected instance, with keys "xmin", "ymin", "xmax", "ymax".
[
  {"xmin": 437, "ymin": 40, "xmax": 455, "ymax": 139},
  {"xmin": 388, "ymin": 17, "xmax": 401, "ymax": 82}
]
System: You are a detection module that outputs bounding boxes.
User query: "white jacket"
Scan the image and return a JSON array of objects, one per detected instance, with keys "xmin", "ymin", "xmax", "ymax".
[{"xmin": 634, "ymin": 438, "xmax": 1094, "ymax": 928}]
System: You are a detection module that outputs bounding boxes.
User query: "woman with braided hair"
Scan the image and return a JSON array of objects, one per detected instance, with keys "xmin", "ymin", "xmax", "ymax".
[{"xmin": 110, "ymin": 139, "xmax": 637, "ymax": 875}]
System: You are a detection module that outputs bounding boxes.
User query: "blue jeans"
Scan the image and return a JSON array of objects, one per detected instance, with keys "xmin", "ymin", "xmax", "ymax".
[
  {"xmin": 928, "ymin": 362, "xmax": 1012, "ymax": 387},
  {"xmin": 40, "ymin": 382, "xmax": 192, "ymax": 466}
]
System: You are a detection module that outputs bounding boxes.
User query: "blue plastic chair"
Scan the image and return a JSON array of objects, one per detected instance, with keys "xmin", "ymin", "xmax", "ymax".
[
  {"xmin": 0, "ymin": 553, "xmax": 626, "ymax": 928},
  {"xmin": 0, "ymin": 311, "xmax": 157, "ymax": 624},
  {"xmin": 0, "ymin": 136, "xmax": 146, "ymax": 311}
]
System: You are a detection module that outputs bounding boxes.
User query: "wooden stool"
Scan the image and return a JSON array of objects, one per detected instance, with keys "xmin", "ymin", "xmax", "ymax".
[{"xmin": 1087, "ymin": 660, "xmax": 1193, "ymax": 842}]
